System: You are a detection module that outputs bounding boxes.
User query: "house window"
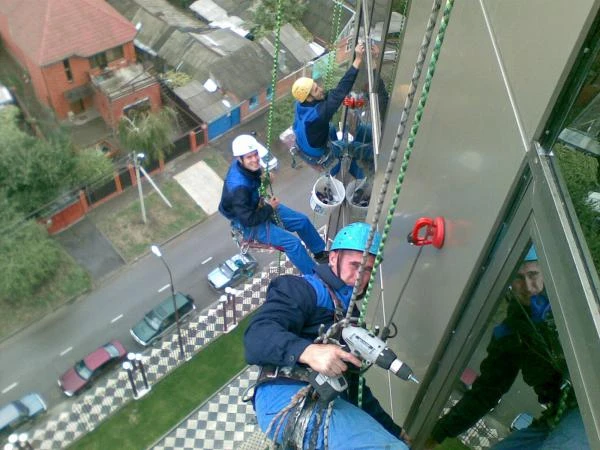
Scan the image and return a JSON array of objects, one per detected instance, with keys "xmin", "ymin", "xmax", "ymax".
[
  {"xmin": 106, "ymin": 46, "xmax": 124, "ymax": 62},
  {"xmin": 266, "ymin": 86, "xmax": 273, "ymax": 101},
  {"xmin": 345, "ymin": 38, "xmax": 352, "ymax": 52},
  {"xmin": 90, "ymin": 52, "xmax": 108, "ymax": 69},
  {"xmin": 123, "ymin": 97, "xmax": 151, "ymax": 118},
  {"xmin": 63, "ymin": 59, "xmax": 73, "ymax": 82},
  {"xmin": 89, "ymin": 46, "xmax": 124, "ymax": 69},
  {"xmin": 249, "ymin": 95, "xmax": 259, "ymax": 110}
]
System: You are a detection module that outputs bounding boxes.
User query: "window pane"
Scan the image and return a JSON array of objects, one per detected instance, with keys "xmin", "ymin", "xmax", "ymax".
[{"xmin": 429, "ymin": 248, "xmax": 590, "ymax": 448}]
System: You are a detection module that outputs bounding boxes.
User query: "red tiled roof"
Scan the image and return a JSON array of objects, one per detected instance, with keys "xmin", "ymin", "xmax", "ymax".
[{"xmin": 1, "ymin": 0, "xmax": 136, "ymax": 66}]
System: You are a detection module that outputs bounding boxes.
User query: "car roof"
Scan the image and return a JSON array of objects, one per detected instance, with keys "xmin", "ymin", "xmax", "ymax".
[
  {"xmin": 156, "ymin": 292, "xmax": 191, "ymax": 318},
  {"xmin": 83, "ymin": 341, "xmax": 124, "ymax": 370},
  {"xmin": 0, "ymin": 402, "xmax": 21, "ymax": 428}
]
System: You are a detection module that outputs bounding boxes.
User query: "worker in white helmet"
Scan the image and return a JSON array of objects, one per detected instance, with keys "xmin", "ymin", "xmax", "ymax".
[{"xmin": 219, "ymin": 134, "xmax": 328, "ymax": 274}]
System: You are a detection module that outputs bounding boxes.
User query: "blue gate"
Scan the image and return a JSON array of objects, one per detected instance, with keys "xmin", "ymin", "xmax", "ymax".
[{"xmin": 208, "ymin": 106, "xmax": 241, "ymax": 141}]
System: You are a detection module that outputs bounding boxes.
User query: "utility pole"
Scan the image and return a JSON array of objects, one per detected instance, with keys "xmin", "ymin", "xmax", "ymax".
[{"xmin": 133, "ymin": 151, "xmax": 147, "ymax": 224}]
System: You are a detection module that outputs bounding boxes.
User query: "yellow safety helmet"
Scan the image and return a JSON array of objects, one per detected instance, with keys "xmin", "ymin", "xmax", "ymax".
[{"xmin": 292, "ymin": 77, "xmax": 314, "ymax": 102}]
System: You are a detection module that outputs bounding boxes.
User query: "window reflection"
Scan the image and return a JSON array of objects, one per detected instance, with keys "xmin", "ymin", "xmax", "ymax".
[
  {"xmin": 427, "ymin": 246, "xmax": 590, "ymax": 449},
  {"xmin": 552, "ymin": 36, "xmax": 600, "ymax": 288}
]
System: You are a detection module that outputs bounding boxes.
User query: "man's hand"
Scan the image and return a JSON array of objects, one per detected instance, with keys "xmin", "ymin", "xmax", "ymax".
[
  {"xmin": 299, "ymin": 344, "xmax": 362, "ymax": 377},
  {"xmin": 399, "ymin": 429, "xmax": 412, "ymax": 446},
  {"xmin": 266, "ymin": 196, "xmax": 280, "ymax": 209},
  {"xmin": 353, "ymin": 42, "xmax": 365, "ymax": 69}
]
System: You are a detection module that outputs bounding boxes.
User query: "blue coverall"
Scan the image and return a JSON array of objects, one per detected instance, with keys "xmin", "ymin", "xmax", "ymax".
[
  {"xmin": 218, "ymin": 160, "xmax": 325, "ymax": 275},
  {"xmin": 244, "ymin": 264, "xmax": 409, "ymax": 449}
]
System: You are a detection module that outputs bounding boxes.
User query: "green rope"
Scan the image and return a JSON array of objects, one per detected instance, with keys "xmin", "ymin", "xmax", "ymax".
[
  {"xmin": 356, "ymin": 0, "xmax": 453, "ymax": 408},
  {"xmin": 325, "ymin": 0, "xmax": 344, "ymax": 90},
  {"xmin": 262, "ymin": 0, "xmax": 284, "ymax": 197}
]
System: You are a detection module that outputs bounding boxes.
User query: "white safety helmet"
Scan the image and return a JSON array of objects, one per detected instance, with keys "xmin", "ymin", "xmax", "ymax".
[{"xmin": 232, "ymin": 134, "xmax": 260, "ymax": 157}]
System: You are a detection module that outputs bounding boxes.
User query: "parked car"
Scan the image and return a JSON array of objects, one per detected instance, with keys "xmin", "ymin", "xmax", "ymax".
[
  {"xmin": 0, "ymin": 393, "xmax": 46, "ymax": 434},
  {"xmin": 0, "ymin": 83, "xmax": 15, "ymax": 110},
  {"xmin": 58, "ymin": 340, "xmax": 127, "ymax": 397},
  {"xmin": 207, "ymin": 253, "xmax": 258, "ymax": 290},
  {"xmin": 130, "ymin": 292, "xmax": 196, "ymax": 347},
  {"xmin": 255, "ymin": 139, "xmax": 279, "ymax": 171}
]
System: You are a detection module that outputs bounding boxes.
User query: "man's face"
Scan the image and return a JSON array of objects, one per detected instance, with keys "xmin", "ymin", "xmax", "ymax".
[
  {"xmin": 239, "ymin": 151, "xmax": 260, "ymax": 172},
  {"xmin": 309, "ymin": 82, "xmax": 325, "ymax": 101},
  {"xmin": 330, "ymin": 250, "xmax": 375, "ymax": 294},
  {"xmin": 511, "ymin": 261, "xmax": 544, "ymax": 305}
]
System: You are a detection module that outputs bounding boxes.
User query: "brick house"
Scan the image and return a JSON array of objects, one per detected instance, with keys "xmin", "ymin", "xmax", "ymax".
[{"xmin": 0, "ymin": 0, "xmax": 161, "ymax": 128}]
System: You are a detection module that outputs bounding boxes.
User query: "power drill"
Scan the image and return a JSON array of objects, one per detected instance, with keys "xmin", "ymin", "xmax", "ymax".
[
  {"xmin": 342, "ymin": 326, "xmax": 420, "ymax": 384},
  {"xmin": 308, "ymin": 326, "xmax": 419, "ymax": 403}
]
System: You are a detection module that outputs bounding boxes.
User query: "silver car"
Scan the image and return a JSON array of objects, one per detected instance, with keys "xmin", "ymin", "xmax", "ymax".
[{"xmin": 0, "ymin": 393, "xmax": 46, "ymax": 433}]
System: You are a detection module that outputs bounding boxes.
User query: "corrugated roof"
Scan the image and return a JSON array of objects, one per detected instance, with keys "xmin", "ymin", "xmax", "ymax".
[
  {"xmin": 1, "ymin": 0, "xmax": 136, "ymax": 66},
  {"xmin": 278, "ymin": 23, "xmax": 319, "ymax": 64},
  {"xmin": 174, "ymin": 80, "xmax": 230, "ymax": 122},
  {"xmin": 208, "ymin": 45, "xmax": 273, "ymax": 100}
]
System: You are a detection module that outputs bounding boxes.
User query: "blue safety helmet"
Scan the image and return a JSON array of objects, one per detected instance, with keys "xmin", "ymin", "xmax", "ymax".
[
  {"xmin": 524, "ymin": 245, "xmax": 538, "ymax": 262},
  {"xmin": 331, "ymin": 222, "xmax": 381, "ymax": 255}
]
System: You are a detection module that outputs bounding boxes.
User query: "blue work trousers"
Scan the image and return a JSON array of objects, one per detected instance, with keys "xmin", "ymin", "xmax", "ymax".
[
  {"xmin": 491, "ymin": 409, "xmax": 589, "ymax": 450},
  {"xmin": 243, "ymin": 204, "xmax": 325, "ymax": 275},
  {"xmin": 255, "ymin": 382, "xmax": 408, "ymax": 450}
]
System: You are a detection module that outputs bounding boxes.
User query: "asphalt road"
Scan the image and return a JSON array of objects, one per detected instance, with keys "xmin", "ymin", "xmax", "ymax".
[{"xmin": 0, "ymin": 161, "xmax": 322, "ymax": 414}]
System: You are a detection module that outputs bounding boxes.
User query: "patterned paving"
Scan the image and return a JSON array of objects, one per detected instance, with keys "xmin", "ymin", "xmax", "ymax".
[{"xmin": 21, "ymin": 259, "xmax": 294, "ymax": 450}]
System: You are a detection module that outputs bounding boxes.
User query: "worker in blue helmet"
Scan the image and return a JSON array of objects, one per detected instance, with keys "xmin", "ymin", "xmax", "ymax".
[
  {"xmin": 426, "ymin": 245, "xmax": 589, "ymax": 449},
  {"xmin": 244, "ymin": 222, "xmax": 410, "ymax": 449}
]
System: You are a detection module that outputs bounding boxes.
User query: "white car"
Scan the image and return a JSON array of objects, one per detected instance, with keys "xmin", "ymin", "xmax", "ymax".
[{"xmin": 255, "ymin": 140, "xmax": 279, "ymax": 171}]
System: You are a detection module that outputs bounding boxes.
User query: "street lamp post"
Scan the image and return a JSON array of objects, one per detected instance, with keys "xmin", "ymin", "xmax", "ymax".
[
  {"xmin": 18, "ymin": 433, "xmax": 33, "ymax": 450},
  {"xmin": 224, "ymin": 287, "xmax": 238, "ymax": 326},
  {"xmin": 151, "ymin": 245, "xmax": 186, "ymax": 360},
  {"xmin": 133, "ymin": 152, "xmax": 147, "ymax": 224},
  {"xmin": 123, "ymin": 361, "xmax": 138, "ymax": 399},
  {"xmin": 219, "ymin": 295, "xmax": 228, "ymax": 333}
]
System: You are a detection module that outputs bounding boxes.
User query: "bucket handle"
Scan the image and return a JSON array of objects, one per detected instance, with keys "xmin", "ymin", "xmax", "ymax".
[{"xmin": 327, "ymin": 173, "xmax": 343, "ymax": 200}]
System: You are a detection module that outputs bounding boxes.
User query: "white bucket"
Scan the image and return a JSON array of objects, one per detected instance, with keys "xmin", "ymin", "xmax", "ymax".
[
  {"xmin": 310, "ymin": 175, "xmax": 345, "ymax": 216},
  {"xmin": 345, "ymin": 178, "xmax": 371, "ymax": 220}
]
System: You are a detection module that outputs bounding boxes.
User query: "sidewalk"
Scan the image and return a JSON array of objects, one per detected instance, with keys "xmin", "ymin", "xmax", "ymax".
[{"xmin": 26, "ymin": 259, "xmax": 295, "ymax": 449}]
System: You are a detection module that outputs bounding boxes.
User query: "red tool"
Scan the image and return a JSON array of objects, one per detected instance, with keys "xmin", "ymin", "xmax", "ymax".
[{"xmin": 410, "ymin": 217, "xmax": 445, "ymax": 249}]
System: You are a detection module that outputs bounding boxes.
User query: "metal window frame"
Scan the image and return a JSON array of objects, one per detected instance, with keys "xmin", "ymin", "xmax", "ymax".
[{"xmin": 407, "ymin": 150, "xmax": 600, "ymax": 448}]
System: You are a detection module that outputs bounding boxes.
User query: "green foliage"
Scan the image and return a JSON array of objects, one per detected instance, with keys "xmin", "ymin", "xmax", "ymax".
[
  {"xmin": 0, "ymin": 111, "xmax": 76, "ymax": 213},
  {"xmin": 555, "ymin": 145, "xmax": 600, "ymax": 271},
  {"xmin": 252, "ymin": 0, "xmax": 308, "ymax": 38},
  {"xmin": 159, "ymin": 70, "xmax": 192, "ymax": 88},
  {"xmin": 118, "ymin": 108, "xmax": 177, "ymax": 163},
  {"xmin": 0, "ymin": 201, "xmax": 62, "ymax": 303},
  {"xmin": 72, "ymin": 149, "xmax": 115, "ymax": 188}
]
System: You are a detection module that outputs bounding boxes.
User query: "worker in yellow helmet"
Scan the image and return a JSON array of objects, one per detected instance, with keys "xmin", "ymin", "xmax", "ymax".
[{"xmin": 291, "ymin": 43, "xmax": 365, "ymax": 176}]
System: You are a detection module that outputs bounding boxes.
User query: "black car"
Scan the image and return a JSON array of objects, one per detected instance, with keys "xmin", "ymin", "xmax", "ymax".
[
  {"xmin": 130, "ymin": 292, "xmax": 195, "ymax": 346},
  {"xmin": 207, "ymin": 253, "xmax": 258, "ymax": 290}
]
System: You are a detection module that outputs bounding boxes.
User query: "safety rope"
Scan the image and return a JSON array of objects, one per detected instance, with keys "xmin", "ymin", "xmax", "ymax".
[
  {"xmin": 325, "ymin": 0, "xmax": 344, "ymax": 90},
  {"xmin": 261, "ymin": 0, "xmax": 283, "ymax": 199},
  {"xmin": 354, "ymin": 0, "xmax": 454, "ymax": 407}
]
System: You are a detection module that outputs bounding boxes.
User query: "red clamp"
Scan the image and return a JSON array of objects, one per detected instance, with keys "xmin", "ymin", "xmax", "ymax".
[
  {"xmin": 410, "ymin": 217, "xmax": 445, "ymax": 249},
  {"xmin": 343, "ymin": 95, "xmax": 366, "ymax": 109}
]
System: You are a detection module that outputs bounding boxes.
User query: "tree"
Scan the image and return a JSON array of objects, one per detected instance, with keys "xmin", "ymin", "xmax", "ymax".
[
  {"xmin": 117, "ymin": 108, "xmax": 177, "ymax": 163},
  {"xmin": 0, "ymin": 198, "xmax": 62, "ymax": 303},
  {"xmin": 252, "ymin": 0, "xmax": 308, "ymax": 37}
]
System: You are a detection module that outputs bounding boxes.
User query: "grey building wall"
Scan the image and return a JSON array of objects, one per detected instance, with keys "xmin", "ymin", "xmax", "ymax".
[{"xmin": 363, "ymin": 0, "xmax": 599, "ymax": 437}]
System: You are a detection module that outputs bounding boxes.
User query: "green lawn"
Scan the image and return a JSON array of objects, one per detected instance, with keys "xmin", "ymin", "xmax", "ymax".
[
  {"xmin": 95, "ymin": 180, "xmax": 206, "ymax": 262},
  {"xmin": 69, "ymin": 317, "xmax": 250, "ymax": 450}
]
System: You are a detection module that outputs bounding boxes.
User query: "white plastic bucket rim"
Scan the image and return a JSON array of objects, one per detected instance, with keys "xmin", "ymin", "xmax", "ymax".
[{"xmin": 310, "ymin": 176, "xmax": 345, "ymax": 215}]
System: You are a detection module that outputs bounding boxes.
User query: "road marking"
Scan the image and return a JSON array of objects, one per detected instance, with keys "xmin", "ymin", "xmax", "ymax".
[
  {"xmin": 111, "ymin": 314, "xmax": 123, "ymax": 324},
  {"xmin": 60, "ymin": 346, "xmax": 73, "ymax": 357},
  {"xmin": 2, "ymin": 382, "xmax": 17, "ymax": 394},
  {"xmin": 158, "ymin": 284, "xmax": 170, "ymax": 293},
  {"xmin": 201, "ymin": 256, "xmax": 213, "ymax": 265}
]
